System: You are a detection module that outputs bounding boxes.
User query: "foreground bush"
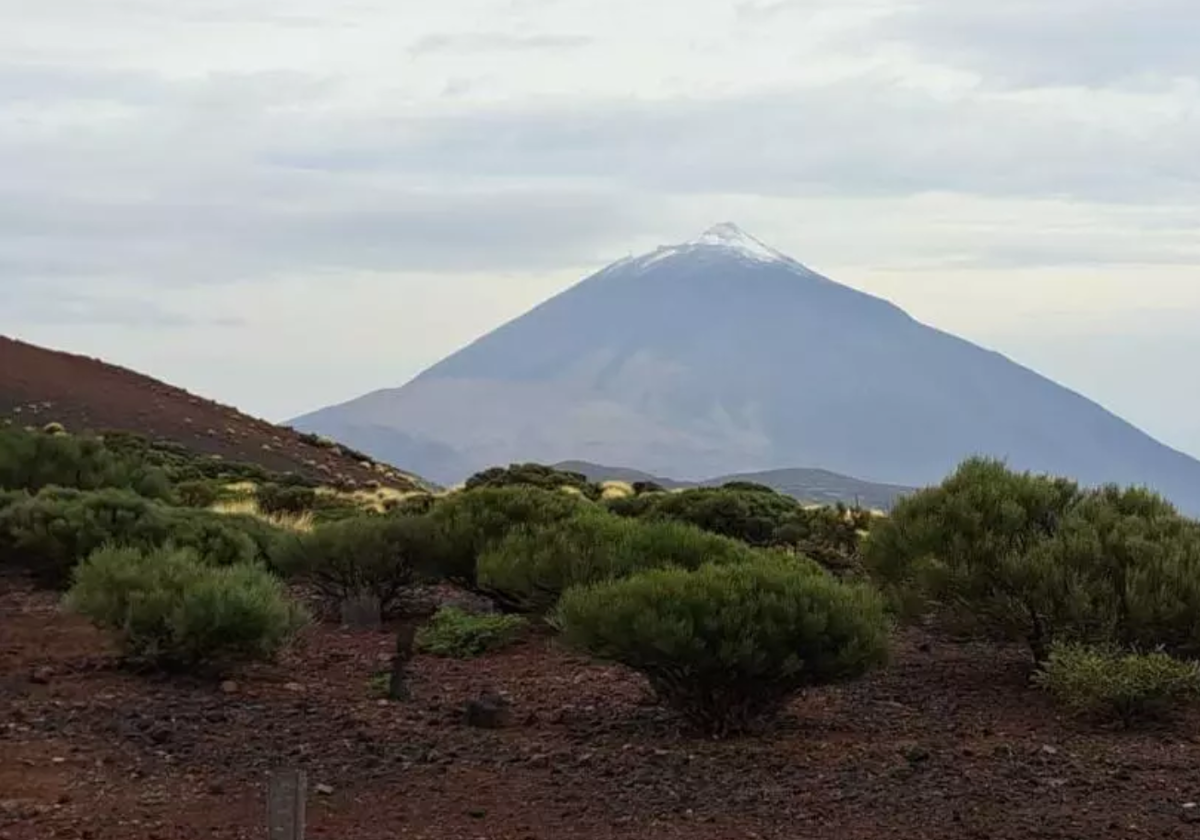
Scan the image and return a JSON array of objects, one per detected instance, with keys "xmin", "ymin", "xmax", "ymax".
[
  {"xmin": 478, "ymin": 509, "xmax": 774, "ymax": 613},
  {"xmin": 271, "ymin": 514, "xmax": 440, "ymax": 616},
  {"xmin": 555, "ymin": 560, "xmax": 889, "ymax": 735},
  {"xmin": 415, "ymin": 606, "xmax": 528, "ymax": 658},
  {"xmin": 425, "ymin": 487, "xmax": 589, "ymax": 587},
  {"xmin": 0, "ymin": 488, "xmax": 273, "ymax": 587},
  {"xmin": 865, "ymin": 458, "xmax": 1200, "ymax": 663},
  {"xmin": 1033, "ymin": 642, "xmax": 1200, "ymax": 727},
  {"xmin": 65, "ymin": 545, "xmax": 307, "ymax": 671},
  {"xmin": 606, "ymin": 487, "xmax": 799, "ymax": 546}
]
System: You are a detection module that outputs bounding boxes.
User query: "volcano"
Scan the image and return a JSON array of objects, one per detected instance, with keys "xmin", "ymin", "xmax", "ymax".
[{"xmin": 290, "ymin": 223, "xmax": 1200, "ymax": 514}]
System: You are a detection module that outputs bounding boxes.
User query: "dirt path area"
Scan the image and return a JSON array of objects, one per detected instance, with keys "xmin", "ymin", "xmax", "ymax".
[{"xmin": 3, "ymin": 576, "xmax": 1199, "ymax": 839}]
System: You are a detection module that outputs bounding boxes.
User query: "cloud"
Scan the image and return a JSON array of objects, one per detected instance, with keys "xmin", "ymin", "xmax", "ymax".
[
  {"xmin": 871, "ymin": 0, "xmax": 1200, "ymax": 87},
  {"xmin": 409, "ymin": 32, "xmax": 593, "ymax": 55},
  {"xmin": 2, "ymin": 280, "xmax": 243, "ymax": 328}
]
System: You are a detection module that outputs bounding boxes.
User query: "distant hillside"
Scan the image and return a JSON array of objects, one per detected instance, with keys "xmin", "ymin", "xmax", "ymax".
[
  {"xmin": 291, "ymin": 222, "xmax": 1200, "ymax": 516},
  {"xmin": 0, "ymin": 335, "xmax": 428, "ymax": 491},
  {"xmin": 556, "ymin": 460, "xmax": 914, "ymax": 510}
]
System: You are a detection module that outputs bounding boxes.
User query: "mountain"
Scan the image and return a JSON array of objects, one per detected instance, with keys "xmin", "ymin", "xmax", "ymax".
[
  {"xmin": 289, "ymin": 223, "xmax": 1200, "ymax": 515},
  {"xmin": 556, "ymin": 460, "xmax": 914, "ymax": 510},
  {"xmin": 0, "ymin": 335, "xmax": 427, "ymax": 491}
]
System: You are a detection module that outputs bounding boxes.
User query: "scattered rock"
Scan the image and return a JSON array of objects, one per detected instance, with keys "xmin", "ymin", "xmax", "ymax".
[
  {"xmin": 29, "ymin": 665, "xmax": 54, "ymax": 685},
  {"xmin": 1041, "ymin": 745, "xmax": 1059, "ymax": 756},
  {"xmin": 314, "ymin": 784, "xmax": 335, "ymax": 796},
  {"xmin": 220, "ymin": 680, "xmax": 239, "ymax": 695},
  {"xmin": 464, "ymin": 692, "xmax": 512, "ymax": 730},
  {"xmin": 284, "ymin": 682, "xmax": 305, "ymax": 693}
]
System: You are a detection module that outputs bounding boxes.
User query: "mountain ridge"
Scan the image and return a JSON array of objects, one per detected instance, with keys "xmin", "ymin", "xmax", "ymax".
[{"xmin": 290, "ymin": 223, "xmax": 1200, "ymax": 515}]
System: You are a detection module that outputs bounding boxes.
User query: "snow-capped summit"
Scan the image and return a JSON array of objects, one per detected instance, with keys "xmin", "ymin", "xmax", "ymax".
[
  {"xmin": 626, "ymin": 221, "xmax": 798, "ymax": 273},
  {"xmin": 685, "ymin": 222, "xmax": 788, "ymax": 264}
]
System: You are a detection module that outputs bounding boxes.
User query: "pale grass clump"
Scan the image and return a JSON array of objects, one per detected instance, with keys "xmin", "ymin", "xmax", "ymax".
[
  {"xmin": 221, "ymin": 480, "xmax": 258, "ymax": 498},
  {"xmin": 600, "ymin": 480, "xmax": 634, "ymax": 500},
  {"xmin": 210, "ymin": 497, "xmax": 314, "ymax": 533}
]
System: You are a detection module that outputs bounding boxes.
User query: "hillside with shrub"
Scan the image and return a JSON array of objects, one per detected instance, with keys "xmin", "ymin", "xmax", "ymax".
[
  {"xmin": 0, "ymin": 334, "xmax": 428, "ymax": 492},
  {"xmin": 4, "ymin": 434, "xmax": 1200, "ymax": 838}
]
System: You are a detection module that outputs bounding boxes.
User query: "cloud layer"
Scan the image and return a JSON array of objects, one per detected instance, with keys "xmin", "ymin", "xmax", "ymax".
[{"xmin": 2, "ymin": 0, "xmax": 1198, "ymax": 457}]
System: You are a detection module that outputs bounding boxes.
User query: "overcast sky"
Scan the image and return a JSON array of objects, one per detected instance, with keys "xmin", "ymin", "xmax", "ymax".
[{"xmin": 3, "ymin": 0, "xmax": 1199, "ymax": 459}]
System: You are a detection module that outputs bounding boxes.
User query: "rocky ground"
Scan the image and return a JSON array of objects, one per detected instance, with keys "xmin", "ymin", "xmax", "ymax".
[{"xmin": 4, "ymin": 574, "xmax": 1200, "ymax": 840}]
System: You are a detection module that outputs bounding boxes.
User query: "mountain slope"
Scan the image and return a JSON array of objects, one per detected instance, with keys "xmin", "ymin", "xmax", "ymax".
[
  {"xmin": 0, "ymin": 335, "xmax": 427, "ymax": 490},
  {"xmin": 290, "ymin": 223, "xmax": 1200, "ymax": 514}
]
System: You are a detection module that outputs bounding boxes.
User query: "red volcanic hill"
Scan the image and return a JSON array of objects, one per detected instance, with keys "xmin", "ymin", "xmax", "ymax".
[{"xmin": 0, "ymin": 335, "xmax": 425, "ymax": 490}]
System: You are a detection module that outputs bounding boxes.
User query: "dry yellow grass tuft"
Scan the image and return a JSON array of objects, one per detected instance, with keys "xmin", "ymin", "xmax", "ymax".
[
  {"xmin": 209, "ymin": 498, "xmax": 314, "ymax": 533},
  {"xmin": 600, "ymin": 480, "xmax": 633, "ymax": 500}
]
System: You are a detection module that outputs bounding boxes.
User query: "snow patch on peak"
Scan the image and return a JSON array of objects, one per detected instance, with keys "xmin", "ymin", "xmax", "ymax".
[{"xmin": 687, "ymin": 222, "xmax": 787, "ymax": 264}]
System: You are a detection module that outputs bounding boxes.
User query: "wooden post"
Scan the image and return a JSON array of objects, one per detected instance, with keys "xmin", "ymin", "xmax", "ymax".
[
  {"xmin": 268, "ymin": 768, "xmax": 307, "ymax": 840},
  {"xmin": 388, "ymin": 623, "xmax": 418, "ymax": 701}
]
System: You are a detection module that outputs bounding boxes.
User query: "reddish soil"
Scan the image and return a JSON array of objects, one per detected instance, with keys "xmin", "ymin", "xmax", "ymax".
[
  {"xmin": 4, "ymin": 575, "xmax": 1200, "ymax": 840},
  {"xmin": 0, "ymin": 335, "xmax": 423, "ymax": 490}
]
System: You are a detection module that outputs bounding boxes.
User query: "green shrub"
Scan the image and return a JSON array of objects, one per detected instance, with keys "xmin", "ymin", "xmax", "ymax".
[
  {"xmin": 555, "ymin": 559, "xmax": 889, "ymax": 735},
  {"xmin": 257, "ymin": 483, "xmax": 318, "ymax": 515},
  {"xmin": 0, "ymin": 488, "xmax": 272, "ymax": 588},
  {"xmin": 464, "ymin": 463, "xmax": 601, "ymax": 500},
  {"xmin": 175, "ymin": 480, "xmax": 221, "ymax": 508},
  {"xmin": 425, "ymin": 487, "xmax": 589, "ymax": 587},
  {"xmin": 478, "ymin": 509, "xmax": 775, "ymax": 613},
  {"xmin": 864, "ymin": 458, "xmax": 1200, "ymax": 663},
  {"xmin": 0, "ymin": 426, "xmax": 172, "ymax": 498},
  {"xmin": 271, "ymin": 514, "xmax": 440, "ymax": 616},
  {"xmin": 415, "ymin": 606, "xmax": 528, "ymax": 658},
  {"xmin": 1033, "ymin": 641, "xmax": 1200, "ymax": 727},
  {"xmin": 773, "ymin": 503, "xmax": 869, "ymax": 574},
  {"xmin": 606, "ymin": 487, "xmax": 799, "ymax": 546},
  {"xmin": 65, "ymin": 544, "xmax": 307, "ymax": 672}
]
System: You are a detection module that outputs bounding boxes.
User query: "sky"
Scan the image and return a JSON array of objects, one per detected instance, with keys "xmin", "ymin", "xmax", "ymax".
[{"xmin": 2, "ymin": 0, "xmax": 1199, "ymax": 459}]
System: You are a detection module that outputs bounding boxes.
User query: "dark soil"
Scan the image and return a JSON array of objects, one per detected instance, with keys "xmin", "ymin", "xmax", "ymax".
[
  {"xmin": 3, "ymin": 576, "xmax": 1200, "ymax": 839},
  {"xmin": 0, "ymin": 335, "xmax": 424, "ymax": 491}
]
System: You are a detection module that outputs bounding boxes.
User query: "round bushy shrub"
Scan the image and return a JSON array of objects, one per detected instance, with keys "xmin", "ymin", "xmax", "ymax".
[
  {"xmin": 606, "ymin": 487, "xmax": 799, "ymax": 546},
  {"xmin": 864, "ymin": 458, "xmax": 1200, "ymax": 663},
  {"xmin": 271, "ymin": 514, "xmax": 441, "ymax": 616},
  {"xmin": 555, "ymin": 559, "xmax": 889, "ymax": 735},
  {"xmin": 424, "ymin": 486, "xmax": 589, "ymax": 587},
  {"xmin": 257, "ymin": 483, "xmax": 318, "ymax": 515},
  {"xmin": 0, "ymin": 426, "xmax": 173, "ymax": 499},
  {"xmin": 464, "ymin": 463, "xmax": 601, "ymax": 500},
  {"xmin": 478, "ymin": 509, "xmax": 780, "ymax": 613},
  {"xmin": 65, "ymin": 544, "xmax": 307, "ymax": 672}
]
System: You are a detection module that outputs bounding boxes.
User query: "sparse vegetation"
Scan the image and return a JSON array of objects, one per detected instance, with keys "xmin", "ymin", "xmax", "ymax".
[
  {"xmin": 555, "ymin": 559, "xmax": 889, "ymax": 735},
  {"xmin": 415, "ymin": 606, "xmax": 528, "ymax": 658},
  {"xmin": 1033, "ymin": 642, "xmax": 1200, "ymax": 727}
]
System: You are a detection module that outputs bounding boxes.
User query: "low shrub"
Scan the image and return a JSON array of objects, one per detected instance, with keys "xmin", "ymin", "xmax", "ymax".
[
  {"xmin": 415, "ymin": 606, "xmax": 528, "ymax": 658},
  {"xmin": 478, "ymin": 509, "xmax": 776, "ymax": 613},
  {"xmin": 773, "ymin": 504, "xmax": 868, "ymax": 574},
  {"xmin": 65, "ymin": 544, "xmax": 307, "ymax": 672},
  {"xmin": 464, "ymin": 463, "xmax": 601, "ymax": 500},
  {"xmin": 271, "ymin": 514, "xmax": 440, "ymax": 616},
  {"xmin": 0, "ymin": 426, "xmax": 173, "ymax": 498},
  {"xmin": 257, "ymin": 483, "xmax": 318, "ymax": 515},
  {"xmin": 1033, "ymin": 642, "xmax": 1200, "ymax": 727},
  {"xmin": 176, "ymin": 480, "xmax": 221, "ymax": 508},
  {"xmin": 555, "ymin": 559, "xmax": 889, "ymax": 735},
  {"xmin": 0, "ymin": 488, "xmax": 275, "ymax": 587},
  {"xmin": 606, "ymin": 487, "xmax": 799, "ymax": 546},
  {"xmin": 425, "ymin": 487, "xmax": 589, "ymax": 588}
]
